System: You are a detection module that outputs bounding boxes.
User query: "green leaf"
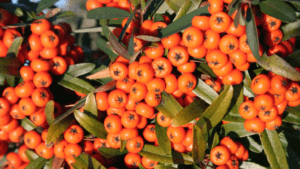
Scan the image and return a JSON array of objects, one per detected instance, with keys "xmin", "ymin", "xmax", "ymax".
[
  {"xmin": 118, "ymin": 13, "xmax": 134, "ymax": 43},
  {"xmin": 139, "ymin": 163, "xmax": 146, "ymax": 169},
  {"xmin": 120, "ymin": 139, "xmax": 127, "ymax": 152},
  {"xmin": 153, "ymin": 13, "xmax": 164, "ymax": 22},
  {"xmin": 128, "ymin": 33, "xmax": 134, "ymax": 56},
  {"xmin": 245, "ymin": 8, "xmax": 260, "ymax": 61},
  {"xmin": 7, "ymin": 36, "xmax": 23, "ymax": 58},
  {"xmin": 98, "ymin": 147, "xmax": 128, "ymax": 159},
  {"xmin": 139, "ymin": 144, "xmax": 194, "ymax": 165},
  {"xmin": 52, "ymin": 97, "xmax": 86, "ymax": 125},
  {"xmin": 53, "ymin": 10, "xmax": 76, "ymax": 20},
  {"xmin": 66, "ymin": 63, "xmax": 95, "ymax": 77},
  {"xmin": 226, "ymin": 83, "xmax": 244, "ymax": 116},
  {"xmin": 256, "ymin": 54, "xmax": 300, "ymax": 81},
  {"xmin": 240, "ymin": 162, "xmax": 268, "ymax": 169},
  {"xmin": 135, "ymin": 35, "xmax": 161, "ymax": 42},
  {"xmin": 222, "ymin": 122, "xmax": 254, "ymax": 138},
  {"xmin": 159, "ymin": 5, "xmax": 209, "ymax": 38},
  {"xmin": 173, "ymin": 0, "xmax": 202, "ymax": 21},
  {"xmin": 284, "ymin": 50, "xmax": 300, "ymax": 68},
  {"xmin": 84, "ymin": 93, "xmax": 98, "ymax": 118},
  {"xmin": 222, "ymin": 114, "xmax": 245, "ymax": 123},
  {"xmin": 155, "ymin": 121, "xmax": 172, "ymax": 155},
  {"xmin": 72, "ymin": 153, "xmax": 106, "ymax": 169},
  {"xmin": 154, "ymin": 164, "xmax": 177, "ymax": 169},
  {"xmin": 192, "ymin": 125, "xmax": 206, "ymax": 163},
  {"xmin": 21, "ymin": 117, "xmax": 37, "ymax": 131},
  {"xmin": 58, "ymin": 73, "xmax": 95, "ymax": 94},
  {"xmin": 36, "ymin": 0, "xmax": 59, "ymax": 13},
  {"xmin": 196, "ymin": 85, "xmax": 233, "ymax": 141},
  {"xmin": 283, "ymin": 105, "xmax": 300, "ymax": 125},
  {"xmin": 87, "ymin": 7, "xmax": 131, "ymax": 19},
  {"xmin": 247, "ymin": 136, "xmax": 263, "ymax": 153},
  {"xmin": 259, "ymin": 130, "xmax": 289, "ymax": 169},
  {"xmin": 192, "ymin": 78, "xmax": 218, "ymax": 105},
  {"xmin": 171, "ymin": 99, "xmax": 208, "ymax": 127},
  {"xmin": 74, "ymin": 110, "xmax": 108, "ymax": 139},
  {"xmin": 5, "ymin": 74, "xmax": 16, "ymax": 87},
  {"xmin": 259, "ymin": 0, "xmax": 297, "ymax": 23},
  {"xmin": 95, "ymin": 37, "xmax": 118, "ymax": 61},
  {"xmin": 109, "ymin": 33, "xmax": 131, "ymax": 60},
  {"xmin": 155, "ymin": 92, "xmax": 183, "ymax": 119},
  {"xmin": 165, "ymin": 0, "xmax": 185, "ymax": 12},
  {"xmin": 196, "ymin": 62, "xmax": 216, "ymax": 78},
  {"xmin": 243, "ymin": 70, "xmax": 254, "ymax": 97},
  {"xmin": 46, "ymin": 115, "xmax": 75, "ymax": 148},
  {"xmin": 45, "ymin": 100, "xmax": 55, "ymax": 125},
  {"xmin": 281, "ymin": 19, "xmax": 300, "ymax": 41},
  {"xmin": 25, "ymin": 149, "xmax": 39, "ymax": 162},
  {"xmin": 209, "ymin": 131, "xmax": 219, "ymax": 150},
  {"xmin": 228, "ymin": 0, "xmax": 239, "ymax": 16},
  {"xmin": 25, "ymin": 156, "xmax": 47, "ymax": 169}
]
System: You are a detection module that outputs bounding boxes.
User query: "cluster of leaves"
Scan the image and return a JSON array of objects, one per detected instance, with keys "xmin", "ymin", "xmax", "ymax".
[{"xmin": 1, "ymin": 0, "xmax": 300, "ymax": 169}]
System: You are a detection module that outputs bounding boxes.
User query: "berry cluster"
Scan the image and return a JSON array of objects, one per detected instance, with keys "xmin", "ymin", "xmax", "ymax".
[{"xmin": 210, "ymin": 136, "xmax": 248, "ymax": 169}]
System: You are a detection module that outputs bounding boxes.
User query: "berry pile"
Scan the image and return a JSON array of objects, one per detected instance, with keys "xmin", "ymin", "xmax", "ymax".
[{"xmin": 210, "ymin": 136, "xmax": 248, "ymax": 169}]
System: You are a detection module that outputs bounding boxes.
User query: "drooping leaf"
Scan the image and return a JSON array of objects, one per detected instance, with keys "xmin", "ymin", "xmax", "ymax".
[
  {"xmin": 192, "ymin": 125, "xmax": 206, "ymax": 163},
  {"xmin": 159, "ymin": 5, "xmax": 209, "ymax": 38},
  {"xmin": 45, "ymin": 100, "xmax": 55, "ymax": 125},
  {"xmin": 155, "ymin": 121, "xmax": 172, "ymax": 155},
  {"xmin": 83, "ymin": 93, "xmax": 98, "ymax": 118},
  {"xmin": 192, "ymin": 78, "xmax": 218, "ymax": 104},
  {"xmin": 74, "ymin": 110, "xmax": 107, "ymax": 139},
  {"xmin": 21, "ymin": 117, "xmax": 37, "ymax": 131},
  {"xmin": 7, "ymin": 37, "xmax": 23, "ymax": 58},
  {"xmin": 46, "ymin": 115, "xmax": 75, "ymax": 148},
  {"xmin": 36, "ymin": 0, "xmax": 59, "ymax": 13},
  {"xmin": 259, "ymin": 0, "xmax": 297, "ymax": 23},
  {"xmin": 25, "ymin": 149, "xmax": 39, "ymax": 162},
  {"xmin": 245, "ymin": 8, "xmax": 260, "ymax": 61},
  {"xmin": 72, "ymin": 153, "xmax": 106, "ymax": 169},
  {"xmin": 109, "ymin": 33, "xmax": 131, "ymax": 60},
  {"xmin": 196, "ymin": 85, "xmax": 233, "ymax": 141},
  {"xmin": 155, "ymin": 92, "xmax": 183, "ymax": 119},
  {"xmin": 135, "ymin": 35, "xmax": 161, "ymax": 42},
  {"xmin": 95, "ymin": 37, "xmax": 118, "ymax": 61},
  {"xmin": 139, "ymin": 144, "xmax": 194, "ymax": 165},
  {"xmin": 24, "ymin": 156, "xmax": 47, "ymax": 169},
  {"xmin": 173, "ymin": 0, "xmax": 202, "ymax": 21},
  {"xmin": 98, "ymin": 147, "xmax": 128, "ymax": 159},
  {"xmin": 57, "ymin": 73, "xmax": 95, "ymax": 94},
  {"xmin": 256, "ymin": 54, "xmax": 300, "ymax": 81},
  {"xmin": 259, "ymin": 130, "xmax": 289, "ymax": 169},
  {"xmin": 66, "ymin": 63, "xmax": 95, "ymax": 77},
  {"xmin": 87, "ymin": 7, "xmax": 131, "ymax": 19},
  {"xmin": 171, "ymin": 99, "xmax": 208, "ymax": 127},
  {"xmin": 118, "ymin": 13, "xmax": 134, "ymax": 43},
  {"xmin": 281, "ymin": 19, "xmax": 300, "ymax": 41},
  {"xmin": 222, "ymin": 122, "xmax": 254, "ymax": 138}
]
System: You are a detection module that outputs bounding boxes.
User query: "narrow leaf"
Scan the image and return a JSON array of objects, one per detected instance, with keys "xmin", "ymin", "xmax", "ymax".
[
  {"xmin": 135, "ymin": 35, "xmax": 161, "ymax": 42},
  {"xmin": 259, "ymin": 130, "xmax": 289, "ymax": 169},
  {"xmin": 24, "ymin": 156, "xmax": 47, "ymax": 169},
  {"xmin": 95, "ymin": 37, "xmax": 118, "ymax": 61},
  {"xmin": 240, "ymin": 162, "xmax": 268, "ymax": 169},
  {"xmin": 281, "ymin": 19, "xmax": 300, "ymax": 41},
  {"xmin": 98, "ymin": 147, "xmax": 128, "ymax": 159},
  {"xmin": 284, "ymin": 50, "xmax": 300, "ymax": 68},
  {"xmin": 173, "ymin": 0, "xmax": 202, "ymax": 21},
  {"xmin": 72, "ymin": 153, "xmax": 106, "ymax": 169},
  {"xmin": 58, "ymin": 73, "xmax": 95, "ymax": 94},
  {"xmin": 74, "ymin": 110, "xmax": 108, "ymax": 139},
  {"xmin": 120, "ymin": 139, "xmax": 127, "ymax": 152},
  {"xmin": 259, "ymin": 0, "xmax": 297, "ymax": 23},
  {"xmin": 222, "ymin": 122, "xmax": 254, "ymax": 138},
  {"xmin": 283, "ymin": 105, "xmax": 300, "ymax": 125},
  {"xmin": 36, "ymin": 0, "xmax": 59, "ymax": 13},
  {"xmin": 171, "ymin": 99, "xmax": 208, "ymax": 127},
  {"xmin": 93, "ymin": 80, "xmax": 117, "ymax": 93},
  {"xmin": 45, "ymin": 8, "xmax": 61, "ymax": 19},
  {"xmin": 154, "ymin": 164, "xmax": 177, "ymax": 169},
  {"xmin": 139, "ymin": 144, "xmax": 194, "ymax": 165},
  {"xmin": 245, "ymin": 8, "xmax": 260, "ymax": 61},
  {"xmin": 192, "ymin": 125, "xmax": 206, "ymax": 163},
  {"xmin": 25, "ymin": 149, "xmax": 39, "ymax": 162},
  {"xmin": 128, "ymin": 33, "xmax": 134, "ymax": 56},
  {"xmin": 84, "ymin": 93, "xmax": 98, "ymax": 118},
  {"xmin": 7, "ymin": 37, "xmax": 23, "ymax": 58},
  {"xmin": 155, "ymin": 121, "xmax": 171, "ymax": 155},
  {"xmin": 118, "ymin": 13, "xmax": 134, "ymax": 43},
  {"xmin": 192, "ymin": 78, "xmax": 218, "ymax": 104},
  {"xmin": 46, "ymin": 115, "xmax": 75, "ymax": 148},
  {"xmin": 159, "ymin": 5, "xmax": 209, "ymax": 38},
  {"xmin": 256, "ymin": 54, "xmax": 300, "ymax": 81},
  {"xmin": 45, "ymin": 100, "xmax": 55, "ymax": 125},
  {"xmin": 165, "ymin": 0, "xmax": 185, "ymax": 12},
  {"xmin": 155, "ymin": 92, "xmax": 183, "ymax": 119},
  {"xmin": 196, "ymin": 85, "xmax": 233, "ymax": 141},
  {"xmin": 87, "ymin": 7, "xmax": 131, "ymax": 19},
  {"xmin": 86, "ymin": 67, "xmax": 110, "ymax": 80},
  {"xmin": 51, "ymin": 156, "xmax": 64, "ymax": 169},
  {"xmin": 21, "ymin": 117, "xmax": 37, "ymax": 131},
  {"xmin": 109, "ymin": 33, "xmax": 131, "ymax": 60},
  {"xmin": 66, "ymin": 63, "xmax": 95, "ymax": 77},
  {"xmin": 247, "ymin": 136, "xmax": 263, "ymax": 153}
]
